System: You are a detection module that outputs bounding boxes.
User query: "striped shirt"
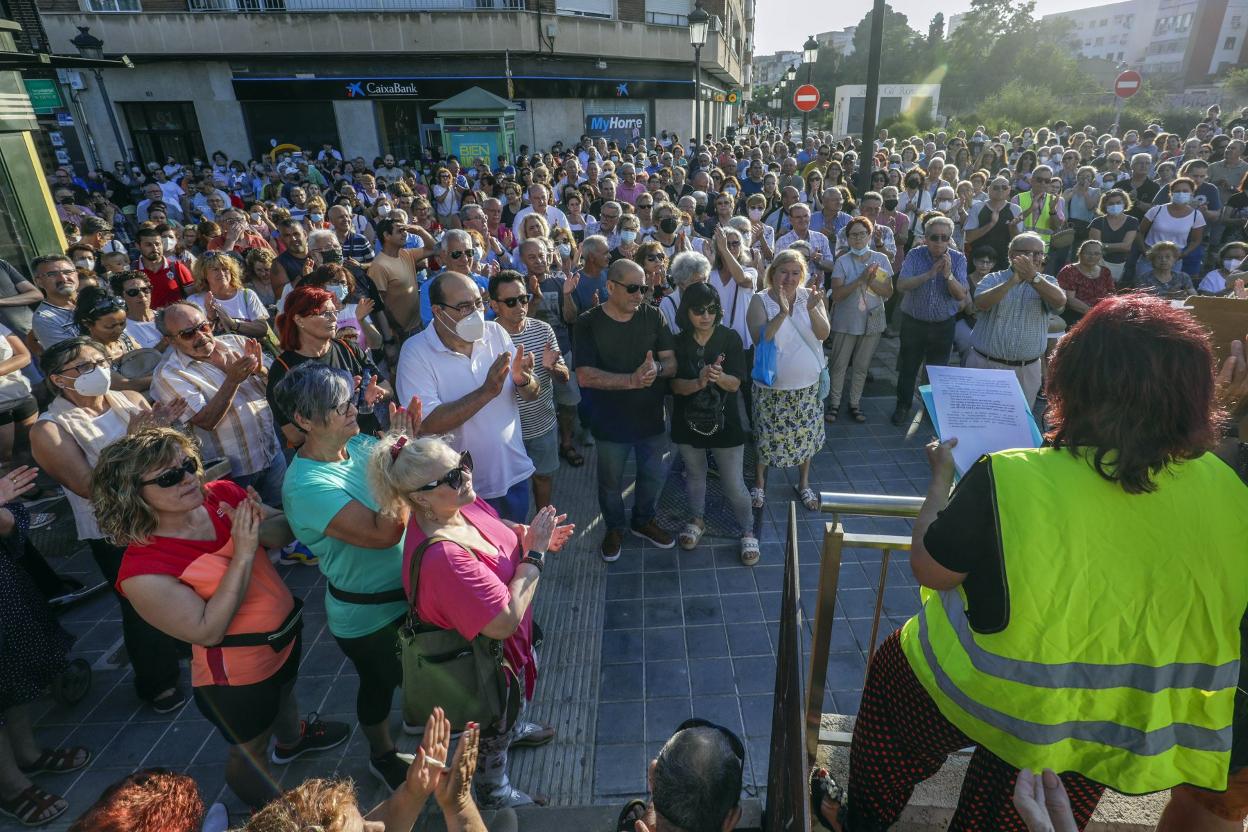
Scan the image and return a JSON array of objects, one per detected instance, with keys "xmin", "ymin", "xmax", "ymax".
[
  {"xmin": 507, "ymin": 317, "xmax": 559, "ymax": 440},
  {"xmin": 152, "ymin": 334, "xmax": 278, "ymax": 477}
]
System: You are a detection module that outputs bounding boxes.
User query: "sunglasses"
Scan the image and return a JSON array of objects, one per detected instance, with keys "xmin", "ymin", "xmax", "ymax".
[
  {"xmin": 496, "ymin": 294, "xmax": 532, "ymax": 308},
  {"xmin": 125, "ymin": 287, "xmax": 152, "ymax": 300},
  {"xmin": 610, "ymin": 279, "xmax": 646, "ymax": 294},
  {"xmin": 140, "ymin": 457, "xmax": 198, "ymax": 489},
  {"xmin": 926, "ymin": 234, "xmax": 951, "ymax": 242},
  {"xmin": 645, "ymin": 254, "xmax": 666, "ymax": 262},
  {"xmin": 690, "ymin": 305, "xmax": 720, "ymax": 317},
  {"xmin": 416, "ymin": 451, "xmax": 473, "ymax": 492},
  {"xmin": 90, "ymin": 296, "xmax": 126, "ymax": 316},
  {"xmin": 447, "ymin": 250, "xmax": 471, "ymax": 260},
  {"xmin": 175, "ymin": 321, "xmax": 213, "ymax": 340}
]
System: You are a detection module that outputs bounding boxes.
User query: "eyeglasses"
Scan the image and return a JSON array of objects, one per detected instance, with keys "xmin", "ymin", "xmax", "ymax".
[
  {"xmin": 331, "ymin": 397, "xmax": 356, "ymax": 417},
  {"xmin": 636, "ymin": 202, "xmax": 653, "ymax": 209},
  {"xmin": 1031, "ymin": 177, "xmax": 1052, "ymax": 184},
  {"xmin": 690, "ymin": 305, "xmax": 720, "ymax": 317},
  {"xmin": 174, "ymin": 321, "xmax": 213, "ymax": 340},
  {"xmin": 60, "ymin": 357, "xmax": 110, "ymax": 376},
  {"xmin": 496, "ymin": 293, "xmax": 531, "ymax": 308},
  {"xmin": 926, "ymin": 234, "xmax": 951, "ymax": 242},
  {"xmin": 1016, "ymin": 249, "xmax": 1046, "ymax": 259},
  {"xmin": 437, "ymin": 297, "xmax": 485, "ymax": 314},
  {"xmin": 42, "ymin": 268, "xmax": 77, "ymax": 278},
  {"xmin": 416, "ymin": 450, "xmax": 473, "ymax": 492},
  {"xmin": 645, "ymin": 254, "xmax": 666, "ymax": 262},
  {"xmin": 609, "ymin": 279, "xmax": 646, "ymax": 294},
  {"xmin": 140, "ymin": 457, "xmax": 198, "ymax": 489}
]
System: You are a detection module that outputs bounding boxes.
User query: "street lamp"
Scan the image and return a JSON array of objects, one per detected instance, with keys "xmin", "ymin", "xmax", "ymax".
[
  {"xmin": 71, "ymin": 26, "xmax": 131, "ymax": 166},
  {"xmin": 688, "ymin": 1, "xmax": 710, "ymax": 154},
  {"xmin": 802, "ymin": 34, "xmax": 819, "ymax": 139}
]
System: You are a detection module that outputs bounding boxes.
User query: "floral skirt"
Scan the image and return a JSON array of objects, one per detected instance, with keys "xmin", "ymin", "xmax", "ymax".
[{"xmin": 752, "ymin": 382, "xmax": 825, "ymax": 469}]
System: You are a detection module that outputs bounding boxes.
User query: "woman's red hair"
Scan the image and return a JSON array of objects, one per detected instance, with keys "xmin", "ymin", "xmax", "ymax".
[
  {"xmin": 276, "ymin": 285, "xmax": 335, "ymax": 351},
  {"xmin": 1045, "ymin": 293, "xmax": 1222, "ymax": 493},
  {"xmin": 68, "ymin": 769, "xmax": 203, "ymax": 832}
]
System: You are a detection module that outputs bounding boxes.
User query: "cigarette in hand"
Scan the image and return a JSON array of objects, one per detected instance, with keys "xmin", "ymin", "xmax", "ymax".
[{"xmin": 423, "ymin": 756, "xmax": 447, "ymax": 768}]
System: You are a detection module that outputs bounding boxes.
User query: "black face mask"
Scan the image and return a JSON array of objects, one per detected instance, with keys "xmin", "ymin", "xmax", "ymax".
[
  {"xmin": 58, "ymin": 197, "xmax": 75, "ymax": 205},
  {"xmin": 883, "ymin": 198, "xmax": 899, "ymax": 211},
  {"xmin": 659, "ymin": 218, "xmax": 679, "ymax": 234}
]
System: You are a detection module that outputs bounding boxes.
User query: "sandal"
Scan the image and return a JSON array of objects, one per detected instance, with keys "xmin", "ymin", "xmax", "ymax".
[
  {"xmin": 17, "ymin": 747, "xmax": 91, "ymax": 776},
  {"xmin": 750, "ymin": 486, "xmax": 766, "ymax": 509},
  {"xmin": 678, "ymin": 522, "xmax": 704, "ymax": 551},
  {"xmin": 616, "ymin": 798, "xmax": 648, "ymax": 832},
  {"xmin": 808, "ymin": 767, "xmax": 846, "ymax": 832},
  {"xmin": 559, "ymin": 445, "xmax": 585, "ymax": 467},
  {"xmin": 796, "ymin": 486, "xmax": 819, "ymax": 512},
  {"xmin": 740, "ymin": 536, "xmax": 760, "ymax": 566},
  {"xmin": 824, "ymin": 405, "xmax": 839, "ymax": 423},
  {"xmin": 0, "ymin": 785, "xmax": 68, "ymax": 827},
  {"xmin": 847, "ymin": 406, "xmax": 867, "ymax": 423}
]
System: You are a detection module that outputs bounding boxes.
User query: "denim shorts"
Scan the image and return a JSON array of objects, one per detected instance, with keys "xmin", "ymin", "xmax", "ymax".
[{"xmin": 524, "ymin": 424, "xmax": 560, "ymax": 476}]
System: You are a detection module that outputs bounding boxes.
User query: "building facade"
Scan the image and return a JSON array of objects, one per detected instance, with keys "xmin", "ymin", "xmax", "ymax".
[
  {"xmin": 29, "ymin": 0, "xmax": 750, "ymax": 169},
  {"xmin": 1042, "ymin": 0, "xmax": 1158, "ymax": 64}
]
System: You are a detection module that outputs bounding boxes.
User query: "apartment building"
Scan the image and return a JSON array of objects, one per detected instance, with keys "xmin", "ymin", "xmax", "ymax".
[
  {"xmin": 20, "ymin": 0, "xmax": 750, "ymax": 168},
  {"xmin": 1042, "ymin": 0, "xmax": 1158, "ymax": 65}
]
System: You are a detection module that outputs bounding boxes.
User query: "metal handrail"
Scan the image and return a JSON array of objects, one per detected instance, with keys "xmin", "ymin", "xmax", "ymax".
[{"xmin": 805, "ymin": 492, "xmax": 923, "ymax": 762}]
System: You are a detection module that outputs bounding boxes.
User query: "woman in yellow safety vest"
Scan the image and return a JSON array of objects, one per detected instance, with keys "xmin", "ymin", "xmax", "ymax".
[{"xmin": 813, "ymin": 293, "xmax": 1248, "ymax": 832}]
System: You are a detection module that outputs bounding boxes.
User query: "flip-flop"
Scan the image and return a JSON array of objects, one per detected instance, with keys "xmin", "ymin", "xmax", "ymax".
[
  {"xmin": 808, "ymin": 767, "xmax": 846, "ymax": 832},
  {"xmin": 796, "ymin": 486, "xmax": 820, "ymax": 512}
]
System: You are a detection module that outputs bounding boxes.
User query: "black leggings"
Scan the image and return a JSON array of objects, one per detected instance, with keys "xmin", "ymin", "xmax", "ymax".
[
  {"xmin": 334, "ymin": 615, "xmax": 404, "ymax": 727},
  {"xmin": 89, "ymin": 538, "xmax": 184, "ymax": 702}
]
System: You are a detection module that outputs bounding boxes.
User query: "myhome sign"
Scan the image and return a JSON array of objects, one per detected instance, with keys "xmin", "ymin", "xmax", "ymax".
[{"xmin": 585, "ymin": 113, "xmax": 646, "ymax": 143}]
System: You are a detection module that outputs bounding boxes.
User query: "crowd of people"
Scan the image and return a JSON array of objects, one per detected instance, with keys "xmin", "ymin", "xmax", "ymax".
[{"xmin": 0, "ymin": 102, "xmax": 1244, "ymax": 831}]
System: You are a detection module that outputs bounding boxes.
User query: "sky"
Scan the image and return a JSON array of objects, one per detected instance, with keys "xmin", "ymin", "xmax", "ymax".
[{"xmin": 752, "ymin": 0, "xmax": 1122, "ymax": 55}]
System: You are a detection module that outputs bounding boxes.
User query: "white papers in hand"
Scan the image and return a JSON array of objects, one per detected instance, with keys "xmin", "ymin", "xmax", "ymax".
[{"xmin": 926, "ymin": 365, "xmax": 1039, "ymax": 475}]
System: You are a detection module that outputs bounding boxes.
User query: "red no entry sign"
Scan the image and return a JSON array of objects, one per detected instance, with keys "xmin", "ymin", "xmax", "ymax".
[
  {"xmin": 793, "ymin": 84, "xmax": 820, "ymax": 112},
  {"xmin": 821, "ymin": 100, "xmax": 830, "ymax": 109},
  {"xmin": 1114, "ymin": 70, "xmax": 1142, "ymax": 99}
]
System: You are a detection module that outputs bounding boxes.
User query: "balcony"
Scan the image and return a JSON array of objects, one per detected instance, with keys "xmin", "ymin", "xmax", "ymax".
[{"xmin": 38, "ymin": 7, "xmax": 742, "ymax": 82}]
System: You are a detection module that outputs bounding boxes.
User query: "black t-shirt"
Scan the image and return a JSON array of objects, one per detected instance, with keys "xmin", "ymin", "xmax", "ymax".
[
  {"xmin": 266, "ymin": 338, "xmax": 381, "ymax": 435},
  {"xmin": 670, "ymin": 326, "xmax": 747, "ymax": 449},
  {"xmin": 573, "ymin": 304, "xmax": 674, "ymax": 442},
  {"xmin": 1088, "ymin": 215, "xmax": 1140, "ymax": 264},
  {"xmin": 1122, "ymin": 178, "xmax": 1161, "ymax": 220}
]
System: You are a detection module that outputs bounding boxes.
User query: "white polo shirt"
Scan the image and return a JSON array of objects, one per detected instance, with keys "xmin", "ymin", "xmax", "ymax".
[{"xmin": 396, "ymin": 321, "xmax": 535, "ymax": 500}]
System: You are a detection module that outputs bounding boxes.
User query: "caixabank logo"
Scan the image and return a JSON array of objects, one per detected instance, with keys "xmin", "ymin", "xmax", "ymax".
[{"xmin": 345, "ymin": 81, "xmax": 420, "ymax": 98}]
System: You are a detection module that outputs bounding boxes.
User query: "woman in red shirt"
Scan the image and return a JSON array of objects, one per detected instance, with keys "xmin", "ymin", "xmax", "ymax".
[
  {"xmin": 1056, "ymin": 239, "xmax": 1116, "ymax": 326},
  {"xmin": 368, "ymin": 434, "xmax": 573, "ymax": 809},
  {"xmin": 92, "ymin": 428, "xmax": 348, "ymax": 809}
]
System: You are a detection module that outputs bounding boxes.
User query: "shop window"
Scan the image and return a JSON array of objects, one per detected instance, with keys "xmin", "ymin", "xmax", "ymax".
[{"xmin": 241, "ymin": 101, "xmax": 340, "ymax": 160}]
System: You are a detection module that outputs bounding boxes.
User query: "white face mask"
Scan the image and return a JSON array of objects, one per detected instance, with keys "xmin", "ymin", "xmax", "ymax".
[
  {"xmin": 1225, "ymin": 258, "xmax": 1244, "ymax": 272},
  {"xmin": 1170, "ymin": 192, "xmax": 1192, "ymax": 205},
  {"xmin": 556, "ymin": 243, "xmax": 572, "ymax": 258},
  {"xmin": 327, "ymin": 283, "xmax": 348, "ymax": 302},
  {"xmin": 68, "ymin": 364, "xmax": 111, "ymax": 397},
  {"xmin": 162, "ymin": 236, "xmax": 177, "ymax": 251},
  {"xmin": 937, "ymin": 199, "xmax": 954, "ymax": 211},
  {"xmin": 447, "ymin": 308, "xmax": 485, "ymax": 342},
  {"xmin": 748, "ymin": 207, "xmax": 763, "ymax": 221},
  {"xmin": 376, "ymin": 204, "xmax": 391, "ymax": 216},
  {"xmin": 74, "ymin": 258, "xmax": 94, "ymax": 270},
  {"xmin": 250, "ymin": 212, "xmax": 263, "ymax": 223}
]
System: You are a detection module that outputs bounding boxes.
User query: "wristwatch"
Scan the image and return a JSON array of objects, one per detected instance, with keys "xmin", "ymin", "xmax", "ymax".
[
  {"xmin": 522, "ymin": 551, "xmax": 545, "ymax": 572},
  {"xmin": 1031, "ymin": 275, "xmax": 1042, "ymax": 285}
]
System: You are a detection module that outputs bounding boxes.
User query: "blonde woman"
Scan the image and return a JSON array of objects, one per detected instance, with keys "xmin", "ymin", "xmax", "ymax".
[
  {"xmin": 93, "ymin": 428, "xmax": 349, "ymax": 809},
  {"xmin": 187, "ymin": 252, "xmax": 270, "ymax": 338},
  {"xmin": 302, "ymin": 197, "xmax": 330, "ymax": 233},
  {"xmin": 368, "ymin": 433, "xmax": 572, "ymax": 809},
  {"xmin": 745, "ymin": 250, "xmax": 829, "ymax": 511},
  {"xmin": 513, "ymin": 213, "xmax": 551, "ymax": 254}
]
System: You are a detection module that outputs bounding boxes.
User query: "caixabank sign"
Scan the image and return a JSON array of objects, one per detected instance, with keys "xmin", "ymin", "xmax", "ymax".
[{"xmin": 585, "ymin": 114, "xmax": 645, "ymax": 144}]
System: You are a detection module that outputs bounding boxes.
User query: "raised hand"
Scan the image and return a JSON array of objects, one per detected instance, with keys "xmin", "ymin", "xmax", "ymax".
[
  {"xmin": 807, "ymin": 284, "xmax": 827, "ymax": 311},
  {"xmin": 387, "ymin": 395, "xmax": 424, "ymax": 437},
  {"xmin": 225, "ymin": 351, "xmax": 259, "ymax": 384},
  {"xmin": 362, "ymin": 373, "xmax": 386, "ymax": 407},
  {"xmin": 0, "ymin": 466, "xmax": 40, "ymax": 504},
  {"xmin": 405, "ymin": 706, "xmax": 451, "ymax": 801},
  {"xmin": 434, "ymin": 722, "xmax": 479, "ymax": 812},
  {"xmin": 243, "ymin": 337, "xmax": 264, "ymax": 366},
  {"xmin": 548, "ymin": 514, "xmax": 575, "ymax": 552},
  {"xmin": 229, "ymin": 497, "xmax": 262, "ymax": 558},
  {"xmin": 523, "ymin": 504, "xmax": 559, "ymax": 552},
  {"xmin": 149, "ymin": 396, "xmax": 189, "ymax": 427},
  {"xmin": 1216, "ymin": 335, "xmax": 1248, "ymax": 416},
  {"xmin": 1011, "ymin": 252, "xmax": 1037, "ymax": 282},
  {"xmin": 511, "ymin": 343, "xmax": 534, "ymax": 386},
  {"xmin": 562, "ymin": 272, "xmax": 580, "ymax": 296},
  {"xmin": 632, "ymin": 350, "xmax": 659, "ymax": 388},
  {"xmin": 542, "ymin": 342, "xmax": 562, "ymax": 370},
  {"xmin": 483, "ymin": 352, "xmax": 511, "ymax": 397},
  {"xmin": 355, "ymin": 297, "xmax": 376, "ymax": 319}
]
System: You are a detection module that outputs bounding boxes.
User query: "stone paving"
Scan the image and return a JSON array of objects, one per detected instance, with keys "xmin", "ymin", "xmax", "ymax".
[{"xmin": 7, "ymin": 334, "xmax": 940, "ymax": 831}]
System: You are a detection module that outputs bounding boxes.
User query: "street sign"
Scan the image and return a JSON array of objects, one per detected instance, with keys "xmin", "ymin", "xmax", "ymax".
[
  {"xmin": 793, "ymin": 84, "xmax": 820, "ymax": 113},
  {"xmin": 821, "ymin": 100, "xmax": 830, "ymax": 109},
  {"xmin": 23, "ymin": 79, "xmax": 62, "ymax": 115},
  {"xmin": 1114, "ymin": 70, "xmax": 1142, "ymax": 99}
]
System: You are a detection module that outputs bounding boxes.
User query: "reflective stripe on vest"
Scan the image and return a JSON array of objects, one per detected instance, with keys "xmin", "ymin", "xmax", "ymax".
[{"xmin": 900, "ymin": 448, "xmax": 1248, "ymax": 794}]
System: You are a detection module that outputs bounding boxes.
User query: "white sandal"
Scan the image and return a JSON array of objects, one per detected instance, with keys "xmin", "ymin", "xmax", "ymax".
[
  {"xmin": 750, "ymin": 486, "xmax": 766, "ymax": 509},
  {"xmin": 796, "ymin": 486, "xmax": 819, "ymax": 512},
  {"xmin": 678, "ymin": 522, "xmax": 704, "ymax": 551},
  {"xmin": 740, "ymin": 536, "xmax": 760, "ymax": 566}
]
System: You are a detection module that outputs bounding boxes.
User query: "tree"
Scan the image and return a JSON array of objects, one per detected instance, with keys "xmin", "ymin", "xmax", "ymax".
[
  {"xmin": 928, "ymin": 12, "xmax": 945, "ymax": 47},
  {"xmin": 1224, "ymin": 67, "xmax": 1248, "ymax": 109},
  {"xmin": 838, "ymin": 3, "xmax": 935, "ymax": 85}
]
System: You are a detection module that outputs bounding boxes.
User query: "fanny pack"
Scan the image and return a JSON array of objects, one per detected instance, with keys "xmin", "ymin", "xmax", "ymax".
[
  {"xmin": 214, "ymin": 597, "xmax": 303, "ymax": 652},
  {"xmin": 327, "ymin": 581, "xmax": 406, "ymax": 605}
]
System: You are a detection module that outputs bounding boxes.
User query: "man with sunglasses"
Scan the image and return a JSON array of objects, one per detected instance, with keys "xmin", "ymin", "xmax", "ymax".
[
  {"xmin": 892, "ymin": 215, "xmax": 969, "ymax": 426},
  {"xmin": 151, "ymin": 301, "xmax": 285, "ymax": 506},
  {"xmin": 574, "ymin": 259, "xmax": 676, "ymax": 560},
  {"xmin": 488, "ymin": 271, "xmax": 568, "ymax": 511},
  {"xmin": 964, "ymin": 176, "xmax": 1021, "ymax": 270},
  {"xmin": 396, "ymin": 271, "xmax": 538, "ymax": 523}
]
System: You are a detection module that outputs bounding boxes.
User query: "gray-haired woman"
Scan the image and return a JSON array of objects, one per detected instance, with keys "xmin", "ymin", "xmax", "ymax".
[
  {"xmin": 661, "ymin": 251, "xmax": 711, "ymax": 333},
  {"xmin": 271, "ymin": 363, "xmax": 419, "ymax": 791}
]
